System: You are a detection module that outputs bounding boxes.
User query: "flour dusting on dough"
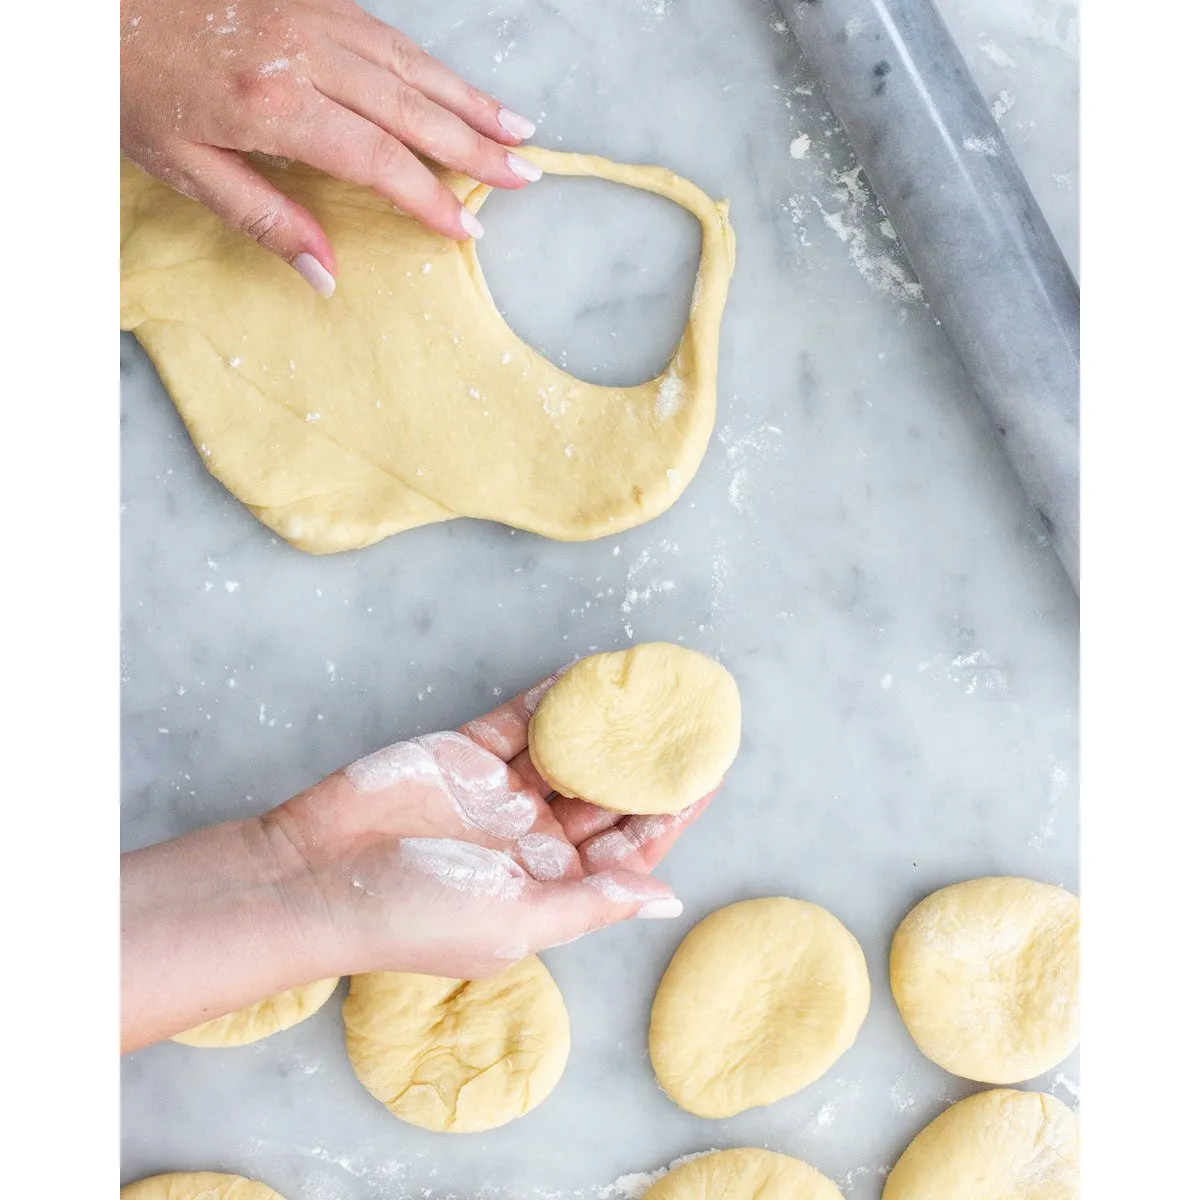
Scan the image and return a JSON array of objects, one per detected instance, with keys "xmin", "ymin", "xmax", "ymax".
[{"xmin": 654, "ymin": 371, "xmax": 685, "ymax": 420}]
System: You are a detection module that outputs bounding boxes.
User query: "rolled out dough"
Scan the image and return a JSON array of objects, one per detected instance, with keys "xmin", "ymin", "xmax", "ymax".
[
  {"xmin": 120, "ymin": 149, "xmax": 736, "ymax": 553},
  {"xmin": 527, "ymin": 643, "xmax": 741, "ymax": 814},
  {"xmin": 121, "ymin": 1173, "xmax": 288, "ymax": 1200},
  {"xmin": 649, "ymin": 898, "xmax": 870, "ymax": 1118},
  {"xmin": 883, "ymin": 1089, "xmax": 1080, "ymax": 1200},
  {"xmin": 343, "ymin": 956, "xmax": 569, "ymax": 1133},
  {"xmin": 642, "ymin": 1149, "xmax": 845, "ymax": 1200},
  {"xmin": 170, "ymin": 976, "xmax": 341, "ymax": 1048},
  {"xmin": 890, "ymin": 877, "xmax": 1080, "ymax": 1083}
]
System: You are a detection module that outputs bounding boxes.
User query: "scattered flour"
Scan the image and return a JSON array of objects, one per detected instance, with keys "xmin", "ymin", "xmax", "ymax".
[
  {"xmin": 963, "ymin": 134, "xmax": 1001, "ymax": 156},
  {"xmin": 789, "ymin": 133, "xmax": 812, "ymax": 159},
  {"xmin": 978, "ymin": 38, "xmax": 1018, "ymax": 68},
  {"xmin": 992, "ymin": 89, "xmax": 1016, "ymax": 121},
  {"xmin": 654, "ymin": 371, "xmax": 686, "ymax": 420}
]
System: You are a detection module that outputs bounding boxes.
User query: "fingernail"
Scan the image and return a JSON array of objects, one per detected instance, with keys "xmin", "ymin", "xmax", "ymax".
[
  {"xmin": 507, "ymin": 152, "xmax": 542, "ymax": 183},
  {"xmin": 292, "ymin": 252, "xmax": 335, "ymax": 299},
  {"xmin": 498, "ymin": 107, "xmax": 537, "ymax": 140},
  {"xmin": 460, "ymin": 207, "xmax": 485, "ymax": 239},
  {"xmin": 637, "ymin": 897, "xmax": 684, "ymax": 920}
]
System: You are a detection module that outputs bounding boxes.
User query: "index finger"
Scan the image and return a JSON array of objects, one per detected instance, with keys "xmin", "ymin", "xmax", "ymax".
[{"xmin": 458, "ymin": 668, "xmax": 567, "ymax": 762}]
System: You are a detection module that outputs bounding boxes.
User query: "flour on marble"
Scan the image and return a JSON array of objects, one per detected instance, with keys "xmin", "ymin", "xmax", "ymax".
[
  {"xmin": 917, "ymin": 647, "xmax": 1010, "ymax": 697},
  {"xmin": 789, "ymin": 133, "xmax": 812, "ymax": 159},
  {"xmin": 992, "ymin": 89, "xmax": 1016, "ymax": 121},
  {"xmin": 1050, "ymin": 1071, "xmax": 1081, "ymax": 1104},
  {"xmin": 962, "ymin": 134, "xmax": 1001, "ymax": 156},
  {"xmin": 1030, "ymin": 762, "xmax": 1070, "ymax": 849},
  {"xmin": 718, "ymin": 421, "xmax": 783, "ymax": 516}
]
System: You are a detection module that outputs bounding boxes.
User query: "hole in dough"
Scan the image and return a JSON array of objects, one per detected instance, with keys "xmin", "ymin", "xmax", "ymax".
[{"xmin": 476, "ymin": 174, "xmax": 701, "ymax": 387}]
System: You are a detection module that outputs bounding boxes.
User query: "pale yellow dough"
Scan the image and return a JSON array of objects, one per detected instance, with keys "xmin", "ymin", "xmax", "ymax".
[
  {"xmin": 890, "ymin": 877, "xmax": 1080, "ymax": 1083},
  {"xmin": 119, "ymin": 149, "xmax": 736, "ymax": 553},
  {"xmin": 121, "ymin": 1172, "xmax": 288, "ymax": 1200},
  {"xmin": 343, "ymin": 956, "xmax": 569, "ymax": 1133},
  {"xmin": 883, "ymin": 1089, "xmax": 1080, "ymax": 1200},
  {"xmin": 170, "ymin": 977, "xmax": 341, "ymax": 1047},
  {"xmin": 649, "ymin": 898, "xmax": 870, "ymax": 1118},
  {"xmin": 642, "ymin": 1149, "xmax": 844, "ymax": 1200},
  {"xmin": 527, "ymin": 643, "xmax": 741, "ymax": 814}
]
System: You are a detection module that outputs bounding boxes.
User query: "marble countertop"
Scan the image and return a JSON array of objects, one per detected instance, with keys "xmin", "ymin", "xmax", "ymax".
[{"xmin": 120, "ymin": 0, "xmax": 1079, "ymax": 1196}]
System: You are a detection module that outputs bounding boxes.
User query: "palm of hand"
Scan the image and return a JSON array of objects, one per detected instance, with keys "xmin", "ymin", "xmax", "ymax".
[{"xmin": 267, "ymin": 685, "xmax": 708, "ymax": 978}]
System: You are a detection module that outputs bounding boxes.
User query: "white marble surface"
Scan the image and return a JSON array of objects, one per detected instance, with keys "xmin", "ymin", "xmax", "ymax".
[{"xmin": 120, "ymin": 0, "xmax": 1079, "ymax": 1196}]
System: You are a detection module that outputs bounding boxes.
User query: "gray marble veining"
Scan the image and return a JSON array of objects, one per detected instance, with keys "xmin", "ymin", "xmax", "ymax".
[{"xmin": 120, "ymin": 1, "xmax": 1079, "ymax": 1196}]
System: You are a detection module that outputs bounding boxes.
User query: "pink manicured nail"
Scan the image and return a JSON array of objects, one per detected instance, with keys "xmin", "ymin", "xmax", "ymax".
[
  {"xmin": 637, "ymin": 897, "xmax": 684, "ymax": 920},
  {"xmin": 460, "ymin": 207, "xmax": 485, "ymax": 239},
  {"xmin": 507, "ymin": 152, "xmax": 542, "ymax": 183},
  {"xmin": 292, "ymin": 252, "xmax": 335, "ymax": 298},
  {"xmin": 498, "ymin": 107, "xmax": 537, "ymax": 140}
]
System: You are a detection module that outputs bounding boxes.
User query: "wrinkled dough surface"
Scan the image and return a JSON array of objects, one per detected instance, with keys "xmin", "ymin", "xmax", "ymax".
[
  {"xmin": 170, "ymin": 976, "xmax": 341, "ymax": 1047},
  {"xmin": 120, "ymin": 148, "xmax": 735, "ymax": 552},
  {"xmin": 649, "ymin": 898, "xmax": 870, "ymax": 1117},
  {"xmin": 642, "ymin": 1149, "xmax": 844, "ymax": 1200},
  {"xmin": 121, "ymin": 1173, "xmax": 288, "ymax": 1200},
  {"xmin": 883, "ymin": 1089, "xmax": 1080, "ymax": 1200},
  {"xmin": 527, "ymin": 643, "xmax": 741, "ymax": 814},
  {"xmin": 890, "ymin": 877, "xmax": 1080, "ymax": 1083},
  {"xmin": 343, "ymin": 956, "xmax": 569, "ymax": 1133}
]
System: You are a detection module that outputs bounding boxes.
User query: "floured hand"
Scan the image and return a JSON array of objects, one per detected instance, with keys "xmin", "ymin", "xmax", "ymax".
[
  {"xmin": 265, "ymin": 677, "xmax": 712, "ymax": 980},
  {"xmin": 120, "ymin": 0, "xmax": 542, "ymax": 293},
  {"xmin": 121, "ymin": 673, "xmax": 714, "ymax": 1050}
]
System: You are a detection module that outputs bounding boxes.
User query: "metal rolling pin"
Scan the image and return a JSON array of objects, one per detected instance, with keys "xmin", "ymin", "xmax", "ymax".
[{"xmin": 780, "ymin": 0, "xmax": 1080, "ymax": 591}]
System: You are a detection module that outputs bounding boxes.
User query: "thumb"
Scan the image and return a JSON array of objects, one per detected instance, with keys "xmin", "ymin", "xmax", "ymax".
[
  {"xmin": 169, "ymin": 144, "xmax": 338, "ymax": 298},
  {"xmin": 523, "ymin": 870, "xmax": 684, "ymax": 953}
]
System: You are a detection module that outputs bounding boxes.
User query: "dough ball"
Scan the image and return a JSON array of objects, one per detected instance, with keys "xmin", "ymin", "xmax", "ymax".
[
  {"xmin": 642, "ymin": 1149, "xmax": 844, "ymax": 1200},
  {"xmin": 343, "ymin": 956, "xmax": 569, "ymax": 1133},
  {"xmin": 170, "ymin": 977, "xmax": 341, "ymax": 1048},
  {"xmin": 649, "ymin": 898, "xmax": 870, "ymax": 1117},
  {"xmin": 883, "ymin": 1089, "xmax": 1079, "ymax": 1200},
  {"xmin": 890, "ymin": 877, "xmax": 1080, "ymax": 1083},
  {"xmin": 121, "ymin": 1173, "xmax": 287, "ymax": 1200},
  {"xmin": 527, "ymin": 643, "xmax": 741, "ymax": 814}
]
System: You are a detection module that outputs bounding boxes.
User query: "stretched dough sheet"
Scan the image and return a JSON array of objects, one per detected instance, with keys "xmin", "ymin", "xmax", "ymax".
[{"xmin": 120, "ymin": 149, "xmax": 736, "ymax": 553}]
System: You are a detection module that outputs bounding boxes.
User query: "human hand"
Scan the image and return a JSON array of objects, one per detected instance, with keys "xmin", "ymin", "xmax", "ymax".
[
  {"xmin": 120, "ymin": 0, "xmax": 542, "ymax": 295},
  {"xmin": 266, "ymin": 675, "xmax": 713, "ymax": 980}
]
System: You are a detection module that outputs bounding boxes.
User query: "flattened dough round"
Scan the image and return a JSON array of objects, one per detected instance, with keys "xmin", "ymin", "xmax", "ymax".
[
  {"xmin": 527, "ymin": 643, "xmax": 741, "ymax": 814},
  {"xmin": 343, "ymin": 956, "xmax": 569, "ymax": 1132},
  {"xmin": 120, "ymin": 149, "xmax": 736, "ymax": 553},
  {"xmin": 890, "ymin": 877, "xmax": 1080, "ymax": 1083},
  {"xmin": 642, "ymin": 1149, "xmax": 844, "ymax": 1200},
  {"xmin": 170, "ymin": 977, "xmax": 341, "ymax": 1047},
  {"xmin": 121, "ymin": 1173, "xmax": 288, "ymax": 1200},
  {"xmin": 649, "ymin": 898, "xmax": 870, "ymax": 1117},
  {"xmin": 883, "ymin": 1089, "xmax": 1080, "ymax": 1200}
]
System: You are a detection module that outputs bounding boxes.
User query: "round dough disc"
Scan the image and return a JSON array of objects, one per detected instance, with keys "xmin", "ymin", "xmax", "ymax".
[
  {"xmin": 649, "ymin": 898, "xmax": 870, "ymax": 1117},
  {"xmin": 883, "ymin": 1089, "xmax": 1080, "ymax": 1200},
  {"xmin": 890, "ymin": 877, "xmax": 1080, "ymax": 1083},
  {"xmin": 121, "ymin": 1173, "xmax": 288, "ymax": 1200},
  {"xmin": 642, "ymin": 1149, "xmax": 844, "ymax": 1200},
  {"xmin": 527, "ymin": 643, "xmax": 741, "ymax": 814},
  {"xmin": 343, "ymin": 956, "xmax": 569, "ymax": 1133},
  {"xmin": 170, "ymin": 977, "xmax": 341, "ymax": 1048}
]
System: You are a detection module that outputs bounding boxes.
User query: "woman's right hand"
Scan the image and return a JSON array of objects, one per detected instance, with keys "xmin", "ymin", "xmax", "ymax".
[{"xmin": 120, "ymin": 0, "xmax": 543, "ymax": 295}]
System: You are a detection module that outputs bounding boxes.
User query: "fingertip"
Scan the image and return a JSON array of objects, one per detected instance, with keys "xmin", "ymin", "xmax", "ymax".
[
  {"xmin": 497, "ymin": 106, "xmax": 537, "ymax": 141},
  {"xmin": 635, "ymin": 896, "xmax": 684, "ymax": 920},
  {"xmin": 292, "ymin": 251, "xmax": 337, "ymax": 298},
  {"xmin": 460, "ymin": 206, "xmax": 485, "ymax": 239}
]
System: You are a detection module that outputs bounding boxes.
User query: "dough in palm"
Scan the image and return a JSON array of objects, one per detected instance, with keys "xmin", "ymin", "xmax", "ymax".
[
  {"xmin": 883, "ymin": 1089, "xmax": 1079, "ymax": 1200},
  {"xmin": 527, "ymin": 643, "xmax": 740, "ymax": 814},
  {"xmin": 642, "ymin": 1149, "xmax": 844, "ymax": 1200},
  {"xmin": 170, "ymin": 977, "xmax": 341, "ymax": 1048},
  {"xmin": 890, "ymin": 877, "xmax": 1080, "ymax": 1083},
  {"xmin": 120, "ymin": 149, "xmax": 736, "ymax": 553},
  {"xmin": 121, "ymin": 1173, "xmax": 288, "ymax": 1200},
  {"xmin": 649, "ymin": 898, "xmax": 870, "ymax": 1117},
  {"xmin": 343, "ymin": 956, "xmax": 569, "ymax": 1133}
]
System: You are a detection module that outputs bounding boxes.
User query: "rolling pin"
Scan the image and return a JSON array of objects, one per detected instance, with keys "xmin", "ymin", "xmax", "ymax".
[{"xmin": 779, "ymin": 0, "xmax": 1080, "ymax": 591}]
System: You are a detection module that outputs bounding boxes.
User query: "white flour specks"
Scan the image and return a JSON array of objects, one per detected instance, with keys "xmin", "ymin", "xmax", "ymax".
[
  {"xmin": 889, "ymin": 1067, "xmax": 917, "ymax": 1112},
  {"xmin": 810, "ymin": 167, "xmax": 924, "ymax": 302},
  {"xmin": 1030, "ymin": 762, "xmax": 1070, "ymax": 849},
  {"xmin": 719, "ymin": 422, "xmax": 783, "ymax": 515},
  {"xmin": 978, "ymin": 38, "xmax": 1018, "ymax": 68},
  {"xmin": 992, "ymin": 89, "xmax": 1016, "ymax": 121},
  {"xmin": 417, "ymin": 730, "xmax": 538, "ymax": 838},
  {"xmin": 1050, "ymin": 1072, "xmax": 1081, "ymax": 1104},
  {"xmin": 789, "ymin": 132, "xmax": 812, "ymax": 159},
  {"xmin": 963, "ymin": 134, "xmax": 1001, "ymax": 156},
  {"xmin": 346, "ymin": 739, "xmax": 440, "ymax": 792},
  {"xmin": 397, "ymin": 838, "xmax": 525, "ymax": 899},
  {"xmin": 654, "ymin": 371, "xmax": 686, "ymax": 420},
  {"xmin": 259, "ymin": 56, "xmax": 289, "ymax": 76},
  {"xmin": 516, "ymin": 833, "xmax": 576, "ymax": 881},
  {"xmin": 917, "ymin": 647, "xmax": 1010, "ymax": 698}
]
